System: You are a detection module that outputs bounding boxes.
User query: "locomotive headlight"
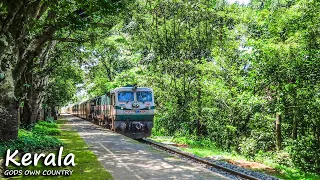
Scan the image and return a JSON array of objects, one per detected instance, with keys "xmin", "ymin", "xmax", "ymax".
[
  {"xmin": 121, "ymin": 106, "xmax": 124, "ymax": 110},
  {"xmin": 148, "ymin": 106, "xmax": 151, "ymax": 110},
  {"xmin": 147, "ymin": 122, "xmax": 153, "ymax": 129},
  {"xmin": 132, "ymin": 102, "xmax": 139, "ymax": 108}
]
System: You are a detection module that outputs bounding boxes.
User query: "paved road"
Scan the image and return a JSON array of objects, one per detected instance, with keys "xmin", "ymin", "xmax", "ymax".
[{"xmin": 63, "ymin": 114, "xmax": 229, "ymax": 180}]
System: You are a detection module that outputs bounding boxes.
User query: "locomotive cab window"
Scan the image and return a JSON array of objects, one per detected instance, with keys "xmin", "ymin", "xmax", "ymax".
[
  {"xmin": 137, "ymin": 91, "xmax": 152, "ymax": 102},
  {"xmin": 118, "ymin": 91, "xmax": 134, "ymax": 102}
]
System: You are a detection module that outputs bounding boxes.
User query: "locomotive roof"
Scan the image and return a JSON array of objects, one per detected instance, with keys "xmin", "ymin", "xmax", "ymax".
[
  {"xmin": 111, "ymin": 87, "xmax": 153, "ymax": 92},
  {"xmin": 70, "ymin": 87, "xmax": 153, "ymax": 107}
]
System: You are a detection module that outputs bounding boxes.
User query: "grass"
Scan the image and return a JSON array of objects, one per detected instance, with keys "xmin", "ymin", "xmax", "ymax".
[
  {"xmin": 6, "ymin": 119, "xmax": 113, "ymax": 180},
  {"xmin": 37, "ymin": 121, "xmax": 60, "ymax": 128},
  {"xmin": 0, "ymin": 130, "xmax": 63, "ymax": 157},
  {"xmin": 150, "ymin": 136, "xmax": 320, "ymax": 180},
  {"xmin": 32, "ymin": 124, "xmax": 62, "ymax": 136}
]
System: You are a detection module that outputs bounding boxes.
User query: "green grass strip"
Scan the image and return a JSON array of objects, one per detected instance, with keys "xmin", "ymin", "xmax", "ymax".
[{"xmin": 8, "ymin": 119, "xmax": 113, "ymax": 180}]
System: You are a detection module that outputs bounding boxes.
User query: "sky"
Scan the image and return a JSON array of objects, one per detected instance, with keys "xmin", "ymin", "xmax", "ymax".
[{"xmin": 227, "ymin": 0, "xmax": 250, "ymax": 5}]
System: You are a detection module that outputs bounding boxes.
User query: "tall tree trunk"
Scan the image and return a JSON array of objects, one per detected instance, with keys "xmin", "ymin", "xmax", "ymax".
[
  {"xmin": 0, "ymin": 34, "xmax": 19, "ymax": 141},
  {"xmin": 43, "ymin": 106, "xmax": 47, "ymax": 121},
  {"xmin": 0, "ymin": 100, "xmax": 18, "ymax": 141},
  {"xmin": 292, "ymin": 91, "xmax": 298, "ymax": 139},
  {"xmin": 20, "ymin": 40, "xmax": 55, "ymax": 125},
  {"xmin": 0, "ymin": 64, "xmax": 18, "ymax": 141},
  {"xmin": 21, "ymin": 78, "xmax": 48, "ymax": 124},
  {"xmin": 292, "ymin": 107, "xmax": 298, "ymax": 140},
  {"xmin": 196, "ymin": 87, "xmax": 201, "ymax": 135},
  {"xmin": 276, "ymin": 112, "xmax": 282, "ymax": 150},
  {"xmin": 30, "ymin": 95, "xmax": 43, "ymax": 123},
  {"xmin": 21, "ymin": 59, "xmax": 34, "ymax": 125},
  {"xmin": 22, "ymin": 99, "xmax": 32, "ymax": 125},
  {"xmin": 51, "ymin": 106, "xmax": 57, "ymax": 120}
]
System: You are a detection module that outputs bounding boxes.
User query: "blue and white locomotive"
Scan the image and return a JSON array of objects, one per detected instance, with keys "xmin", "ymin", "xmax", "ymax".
[{"xmin": 68, "ymin": 85, "xmax": 155, "ymax": 139}]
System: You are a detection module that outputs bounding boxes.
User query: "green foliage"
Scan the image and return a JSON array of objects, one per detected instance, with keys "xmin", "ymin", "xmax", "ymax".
[
  {"xmin": 173, "ymin": 136, "xmax": 217, "ymax": 149},
  {"xmin": 290, "ymin": 136, "xmax": 320, "ymax": 172},
  {"xmin": 37, "ymin": 121, "xmax": 59, "ymax": 128},
  {"xmin": 0, "ymin": 129, "xmax": 63, "ymax": 156},
  {"xmin": 20, "ymin": 123, "xmax": 36, "ymax": 131},
  {"xmin": 81, "ymin": 0, "xmax": 320, "ymax": 175},
  {"xmin": 44, "ymin": 53, "xmax": 85, "ymax": 106},
  {"xmin": 154, "ymin": 136, "xmax": 320, "ymax": 180},
  {"xmin": 13, "ymin": 120, "xmax": 113, "ymax": 180},
  {"xmin": 32, "ymin": 124, "xmax": 62, "ymax": 136},
  {"xmin": 45, "ymin": 116, "xmax": 56, "ymax": 124},
  {"xmin": 273, "ymin": 151, "xmax": 293, "ymax": 168},
  {"xmin": 239, "ymin": 138, "xmax": 258, "ymax": 159},
  {"xmin": 0, "ymin": 0, "xmax": 127, "ymax": 136},
  {"xmin": 0, "ymin": 120, "xmax": 63, "ymax": 156}
]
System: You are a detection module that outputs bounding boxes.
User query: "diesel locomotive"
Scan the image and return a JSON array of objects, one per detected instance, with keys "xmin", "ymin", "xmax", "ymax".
[{"xmin": 66, "ymin": 85, "xmax": 155, "ymax": 139}]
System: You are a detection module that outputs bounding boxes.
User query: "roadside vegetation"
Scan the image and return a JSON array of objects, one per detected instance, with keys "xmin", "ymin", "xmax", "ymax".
[
  {"xmin": 151, "ymin": 136, "xmax": 320, "ymax": 180},
  {"xmin": 2, "ymin": 118, "xmax": 113, "ymax": 180},
  {"xmin": 1, "ymin": 1, "xmax": 319, "ymax": 179},
  {"xmin": 0, "ymin": 118, "xmax": 63, "ymax": 157},
  {"xmin": 83, "ymin": 0, "xmax": 319, "ymax": 178}
]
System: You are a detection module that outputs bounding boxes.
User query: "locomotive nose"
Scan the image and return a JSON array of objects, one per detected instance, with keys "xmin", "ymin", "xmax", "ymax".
[
  {"xmin": 135, "ymin": 122, "xmax": 143, "ymax": 130},
  {"xmin": 132, "ymin": 101, "xmax": 139, "ymax": 108},
  {"xmin": 147, "ymin": 122, "xmax": 153, "ymax": 129}
]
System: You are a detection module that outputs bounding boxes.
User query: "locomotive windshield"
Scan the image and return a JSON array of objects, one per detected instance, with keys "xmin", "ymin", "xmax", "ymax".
[
  {"xmin": 137, "ymin": 91, "xmax": 152, "ymax": 102},
  {"xmin": 118, "ymin": 91, "xmax": 134, "ymax": 102}
]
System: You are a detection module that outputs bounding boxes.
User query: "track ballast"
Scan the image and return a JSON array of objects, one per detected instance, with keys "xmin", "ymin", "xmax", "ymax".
[{"xmin": 140, "ymin": 138, "xmax": 278, "ymax": 180}]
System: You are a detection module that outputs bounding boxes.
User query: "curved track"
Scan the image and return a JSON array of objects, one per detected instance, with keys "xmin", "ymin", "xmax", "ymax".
[
  {"xmin": 64, "ymin": 115, "xmax": 230, "ymax": 180},
  {"xmin": 140, "ymin": 139, "xmax": 260, "ymax": 180}
]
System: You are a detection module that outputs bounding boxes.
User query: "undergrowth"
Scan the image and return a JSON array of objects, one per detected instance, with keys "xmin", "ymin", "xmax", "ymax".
[
  {"xmin": 152, "ymin": 136, "xmax": 320, "ymax": 180},
  {"xmin": 0, "ymin": 120, "xmax": 63, "ymax": 156},
  {"xmin": 32, "ymin": 124, "xmax": 61, "ymax": 135}
]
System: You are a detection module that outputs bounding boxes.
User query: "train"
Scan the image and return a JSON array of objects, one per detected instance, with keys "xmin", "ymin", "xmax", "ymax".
[{"xmin": 66, "ymin": 85, "xmax": 155, "ymax": 139}]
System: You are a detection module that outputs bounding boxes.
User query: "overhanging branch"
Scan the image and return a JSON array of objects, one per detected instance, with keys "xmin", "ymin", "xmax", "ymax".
[{"xmin": 53, "ymin": 37, "xmax": 89, "ymax": 43}]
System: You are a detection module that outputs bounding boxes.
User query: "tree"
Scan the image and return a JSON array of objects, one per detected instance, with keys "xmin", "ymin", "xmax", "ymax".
[{"xmin": 0, "ymin": 0, "xmax": 125, "ymax": 141}]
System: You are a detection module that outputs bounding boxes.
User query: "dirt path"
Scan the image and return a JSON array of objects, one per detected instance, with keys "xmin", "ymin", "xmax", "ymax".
[{"xmin": 63, "ymin": 114, "xmax": 229, "ymax": 180}]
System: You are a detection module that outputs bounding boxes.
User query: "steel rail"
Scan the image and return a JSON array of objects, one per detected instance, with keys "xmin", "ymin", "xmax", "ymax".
[{"xmin": 140, "ymin": 139, "xmax": 260, "ymax": 180}]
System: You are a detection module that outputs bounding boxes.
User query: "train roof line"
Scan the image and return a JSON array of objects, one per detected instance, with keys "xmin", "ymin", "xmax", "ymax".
[{"xmin": 69, "ymin": 86, "xmax": 153, "ymax": 106}]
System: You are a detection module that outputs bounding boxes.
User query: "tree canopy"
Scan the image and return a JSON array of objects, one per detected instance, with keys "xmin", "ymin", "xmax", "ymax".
[{"xmin": 1, "ymin": 0, "xmax": 319, "ymax": 175}]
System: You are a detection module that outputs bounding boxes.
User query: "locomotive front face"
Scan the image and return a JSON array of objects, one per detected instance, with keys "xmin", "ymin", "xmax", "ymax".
[{"xmin": 112, "ymin": 87, "xmax": 155, "ymax": 139}]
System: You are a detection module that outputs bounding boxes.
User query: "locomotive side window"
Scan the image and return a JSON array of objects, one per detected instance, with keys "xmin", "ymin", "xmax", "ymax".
[
  {"xmin": 137, "ymin": 91, "xmax": 152, "ymax": 102},
  {"xmin": 118, "ymin": 91, "xmax": 134, "ymax": 102}
]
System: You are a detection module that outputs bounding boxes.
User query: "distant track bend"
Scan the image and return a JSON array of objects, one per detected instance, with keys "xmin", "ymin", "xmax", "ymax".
[{"xmin": 140, "ymin": 138, "xmax": 261, "ymax": 180}]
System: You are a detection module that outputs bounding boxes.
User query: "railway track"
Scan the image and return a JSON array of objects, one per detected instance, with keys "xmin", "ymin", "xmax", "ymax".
[
  {"xmin": 140, "ymin": 138, "xmax": 262, "ymax": 180},
  {"xmin": 73, "ymin": 115, "xmax": 276, "ymax": 179},
  {"xmin": 79, "ymin": 117, "xmax": 275, "ymax": 179}
]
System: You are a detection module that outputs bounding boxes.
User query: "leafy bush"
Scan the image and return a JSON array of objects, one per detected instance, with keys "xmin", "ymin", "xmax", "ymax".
[
  {"xmin": 239, "ymin": 137, "xmax": 257, "ymax": 159},
  {"xmin": 0, "ymin": 129, "xmax": 63, "ymax": 156},
  {"xmin": 290, "ymin": 136, "xmax": 320, "ymax": 173},
  {"xmin": 274, "ymin": 151, "xmax": 293, "ymax": 167},
  {"xmin": 32, "ymin": 124, "xmax": 61, "ymax": 135},
  {"xmin": 173, "ymin": 136, "xmax": 190, "ymax": 145},
  {"xmin": 45, "ymin": 116, "xmax": 55, "ymax": 123},
  {"xmin": 37, "ymin": 121, "xmax": 59, "ymax": 128},
  {"xmin": 173, "ymin": 136, "xmax": 216, "ymax": 149},
  {"xmin": 20, "ymin": 118, "xmax": 58, "ymax": 131},
  {"xmin": 20, "ymin": 123, "xmax": 36, "ymax": 131}
]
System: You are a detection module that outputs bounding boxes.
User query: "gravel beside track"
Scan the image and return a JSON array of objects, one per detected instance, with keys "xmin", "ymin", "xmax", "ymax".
[
  {"xmin": 142, "ymin": 139, "xmax": 279, "ymax": 180},
  {"xmin": 64, "ymin": 114, "xmax": 230, "ymax": 180}
]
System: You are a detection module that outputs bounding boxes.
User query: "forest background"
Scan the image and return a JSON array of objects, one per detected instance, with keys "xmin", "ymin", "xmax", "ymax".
[{"xmin": 0, "ymin": 0, "xmax": 319, "ymax": 178}]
